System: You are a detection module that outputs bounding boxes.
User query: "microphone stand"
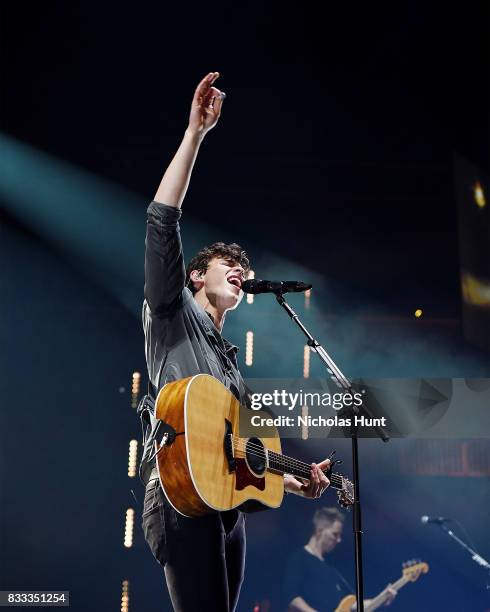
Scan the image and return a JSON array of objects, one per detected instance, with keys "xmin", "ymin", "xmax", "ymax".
[
  {"xmin": 274, "ymin": 292, "xmax": 390, "ymax": 612},
  {"xmin": 439, "ymin": 523, "xmax": 490, "ymax": 579}
]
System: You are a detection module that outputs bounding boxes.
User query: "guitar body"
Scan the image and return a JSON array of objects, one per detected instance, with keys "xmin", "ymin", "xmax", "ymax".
[
  {"xmin": 335, "ymin": 595, "xmax": 356, "ymax": 612},
  {"xmin": 154, "ymin": 374, "xmax": 284, "ymax": 517}
]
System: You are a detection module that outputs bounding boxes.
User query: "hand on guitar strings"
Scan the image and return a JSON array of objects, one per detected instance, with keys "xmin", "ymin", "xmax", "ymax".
[
  {"xmin": 384, "ymin": 585, "xmax": 397, "ymax": 606},
  {"xmin": 284, "ymin": 458, "xmax": 331, "ymax": 498}
]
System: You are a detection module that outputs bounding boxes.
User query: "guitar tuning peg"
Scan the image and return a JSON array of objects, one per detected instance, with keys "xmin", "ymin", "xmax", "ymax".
[{"xmin": 327, "ymin": 449, "xmax": 337, "ymax": 460}]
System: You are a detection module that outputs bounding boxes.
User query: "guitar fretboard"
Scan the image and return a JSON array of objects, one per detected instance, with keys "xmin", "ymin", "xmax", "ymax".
[{"xmin": 267, "ymin": 449, "xmax": 345, "ymax": 490}]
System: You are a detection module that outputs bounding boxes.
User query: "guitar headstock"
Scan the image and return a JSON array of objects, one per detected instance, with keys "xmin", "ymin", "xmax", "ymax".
[
  {"xmin": 336, "ymin": 475, "xmax": 354, "ymax": 508},
  {"xmin": 402, "ymin": 559, "xmax": 429, "ymax": 581},
  {"xmin": 325, "ymin": 453, "xmax": 354, "ymax": 509}
]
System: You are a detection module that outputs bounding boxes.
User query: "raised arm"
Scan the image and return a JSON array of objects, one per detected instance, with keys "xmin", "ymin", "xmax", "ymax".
[
  {"xmin": 144, "ymin": 72, "xmax": 225, "ymax": 312},
  {"xmin": 154, "ymin": 71, "xmax": 225, "ymax": 208}
]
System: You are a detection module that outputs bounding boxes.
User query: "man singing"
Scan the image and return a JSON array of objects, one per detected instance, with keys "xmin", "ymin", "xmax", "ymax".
[{"xmin": 141, "ymin": 71, "xmax": 332, "ymax": 612}]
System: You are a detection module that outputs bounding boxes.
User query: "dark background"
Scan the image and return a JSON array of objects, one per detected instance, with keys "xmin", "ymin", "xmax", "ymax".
[
  {"xmin": 1, "ymin": 2, "xmax": 489, "ymax": 611},
  {"xmin": 2, "ymin": 1, "xmax": 489, "ymax": 312}
]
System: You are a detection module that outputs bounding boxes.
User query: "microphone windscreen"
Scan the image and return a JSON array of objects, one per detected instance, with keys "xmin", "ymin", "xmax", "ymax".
[
  {"xmin": 241, "ymin": 279, "xmax": 262, "ymax": 294},
  {"xmin": 286, "ymin": 281, "xmax": 312, "ymax": 292}
]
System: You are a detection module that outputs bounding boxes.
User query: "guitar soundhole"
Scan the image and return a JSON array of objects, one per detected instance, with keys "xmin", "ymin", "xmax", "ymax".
[{"xmin": 245, "ymin": 437, "xmax": 266, "ymax": 476}]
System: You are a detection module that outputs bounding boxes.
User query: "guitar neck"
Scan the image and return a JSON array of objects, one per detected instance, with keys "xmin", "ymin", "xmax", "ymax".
[
  {"xmin": 267, "ymin": 450, "xmax": 345, "ymax": 491},
  {"xmin": 364, "ymin": 575, "xmax": 408, "ymax": 612}
]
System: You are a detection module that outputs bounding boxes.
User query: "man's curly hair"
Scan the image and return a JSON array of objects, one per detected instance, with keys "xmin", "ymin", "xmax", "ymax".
[{"xmin": 185, "ymin": 242, "xmax": 251, "ymax": 294}]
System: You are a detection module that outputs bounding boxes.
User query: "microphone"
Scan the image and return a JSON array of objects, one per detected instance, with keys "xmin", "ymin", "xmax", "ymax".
[
  {"xmin": 241, "ymin": 279, "xmax": 312, "ymax": 295},
  {"xmin": 420, "ymin": 515, "xmax": 451, "ymax": 525}
]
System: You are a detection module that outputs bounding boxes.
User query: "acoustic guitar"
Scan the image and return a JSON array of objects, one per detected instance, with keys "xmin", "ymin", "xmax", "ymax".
[
  {"xmin": 152, "ymin": 374, "xmax": 354, "ymax": 517},
  {"xmin": 334, "ymin": 560, "xmax": 429, "ymax": 612}
]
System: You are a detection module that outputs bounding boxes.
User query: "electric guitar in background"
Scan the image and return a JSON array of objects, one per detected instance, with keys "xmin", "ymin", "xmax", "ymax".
[
  {"xmin": 152, "ymin": 374, "xmax": 354, "ymax": 517},
  {"xmin": 335, "ymin": 560, "xmax": 429, "ymax": 612}
]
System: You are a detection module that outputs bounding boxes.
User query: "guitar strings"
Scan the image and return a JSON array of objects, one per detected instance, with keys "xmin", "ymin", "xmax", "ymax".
[
  {"xmin": 230, "ymin": 435, "xmax": 337, "ymax": 473},
  {"xmin": 231, "ymin": 448, "xmax": 344, "ymax": 488},
  {"xmin": 230, "ymin": 437, "xmax": 311, "ymax": 472},
  {"xmin": 231, "ymin": 437, "xmax": 342, "ymax": 479},
  {"xmin": 229, "ymin": 437, "xmax": 345, "ymax": 485}
]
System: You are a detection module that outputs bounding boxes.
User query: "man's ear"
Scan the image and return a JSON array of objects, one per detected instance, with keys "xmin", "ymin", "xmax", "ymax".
[
  {"xmin": 189, "ymin": 270, "xmax": 205, "ymax": 291},
  {"xmin": 190, "ymin": 270, "xmax": 203, "ymax": 282}
]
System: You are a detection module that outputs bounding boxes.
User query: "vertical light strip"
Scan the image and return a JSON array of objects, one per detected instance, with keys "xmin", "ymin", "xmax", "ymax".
[
  {"xmin": 128, "ymin": 440, "xmax": 138, "ymax": 478},
  {"xmin": 301, "ymin": 406, "xmax": 309, "ymax": 440},
  {"xmin": 245, "ymin": 331, "xmax": 254, "ymax": 366},
  {"xmin": 304, "ymin": 288, "xmax": 311, "ymax": 309},
  {"xmin": 473, "ymin": 180, "xmax": 486, "ymax": 208},
  {"xmin": 303, "ymin": 345, "xmax": 310, "ymax": 379},
  {"xmin": 121, "ymin": 580, "xmax": 129, "ymax": 612},
  {"xmin": 131, "ymin": 371, "xmax": 141, "ymax": 409},
  {"xmin": 123, "ymin": 508, "xmax": 134, "ymax": 548},
  {"xmin": 246, "ymin": 270, "xmax": 255, "ymax": 304}
]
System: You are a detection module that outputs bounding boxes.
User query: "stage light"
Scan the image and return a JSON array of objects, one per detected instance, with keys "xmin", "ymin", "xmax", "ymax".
[
  {"xmin": 304, "ymin": 288, "xmax": 311, "ymax": 309},
  {"xmin": 247, "ymin": 270, "xmax": 255, "ymax": 304},
  {"xmin": 131, "ymin": 371, "xmax": 141, "ymax": 389},
  {"xmin": 131, "ymin": 371, "xmax": 141, "ymax": 409},
  {"xmin": 461, "ymin": 272, "xmax": 490, "ymax": 306},
  {"xmin": 303, "ymin": 345, "xmax": 310, "ymax": 378},
  {"xmin": 473, "ymin": 181, "xmax": 486, "ymax": 209},
  {"xmin": 121, "ymin": 580, "xmax": 129, "ymax": 612},
  {"xmin": 123, "ymin": 508, "xmax": 134, "ymax": 548},
  {"xmin": 0, "ymin": 133, "xmax": 148, "ymax": 316},
  {"xmin": 414, "ymin": 309, "xmax": 423, "ymax": 318},
  {"xmin": 245, "ymin": 331, "xmax": 254, "ymax": 366},
  {"xmin": 128, "ymin": 440, "xmax": 138, "ymax": 478},
  {"xmin": 301, "ymin": 406, "xmax": 309, "ymax": 440}
]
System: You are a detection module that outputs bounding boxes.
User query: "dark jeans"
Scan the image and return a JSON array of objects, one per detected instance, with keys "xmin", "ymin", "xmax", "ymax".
[{"xmin": 142, "ymin": 479, "xmax": 246, "ymax": 612}]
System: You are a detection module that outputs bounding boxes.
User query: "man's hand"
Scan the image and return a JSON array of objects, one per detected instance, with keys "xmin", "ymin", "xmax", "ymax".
[
  {"xmin": 384, "ymin": 585, "xmax": 397, "ymax": 606},
  {"xmin": 284, "ymin": 459, "xmax": 331, "ymax": 498},
  {"xmin": 154, "ymin": 71, "xmax": 225, "ymax": 207},
  {"xmin": 188, "ymin": 71, "xmax": 225, "ymax": 137}
]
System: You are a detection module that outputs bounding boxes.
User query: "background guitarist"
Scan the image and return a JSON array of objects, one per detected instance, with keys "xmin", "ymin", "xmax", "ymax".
[
  {"xmin": 141, "ymin": 71, "xmax": 333, "ymax": 612},
  {"xmin": 283, "ymin": 507, "xmax": 396, "ymax": 612}
]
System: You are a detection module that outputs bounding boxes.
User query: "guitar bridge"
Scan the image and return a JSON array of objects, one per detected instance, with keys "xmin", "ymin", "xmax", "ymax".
[{"xmin": 224, "ymin": 419, "xmax": 236, "ymax": 472}]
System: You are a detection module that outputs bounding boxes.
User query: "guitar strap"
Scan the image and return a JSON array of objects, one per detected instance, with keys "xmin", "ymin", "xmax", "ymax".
[
  {"xmin": 137, "ymin": 382, "xmax": 159, "ymax": 484},
  {"xmin": 147, "ymin": 380, "xmax": 157, "ymax": 400}
]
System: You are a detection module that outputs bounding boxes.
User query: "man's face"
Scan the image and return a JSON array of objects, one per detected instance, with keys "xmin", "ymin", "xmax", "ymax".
[
  {"xmin": 318, "ymin": 520, "xmax": 343, "ymax": 555},
  {"xmin": 192, "ymin": 257, "xmax": 246, "ymax": 311}
]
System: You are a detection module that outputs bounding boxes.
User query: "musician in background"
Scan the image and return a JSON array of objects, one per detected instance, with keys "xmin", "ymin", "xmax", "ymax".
[
  {"xmin": 283, "ymin": 507, "xmax": 396, "ymax": 612},
  {"xmin": 140, "ymin": 71, "xmax": 333, "ymax": 612}
]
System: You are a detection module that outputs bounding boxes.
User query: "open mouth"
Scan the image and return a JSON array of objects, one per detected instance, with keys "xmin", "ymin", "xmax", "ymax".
[{"xmin": 227, "ymin": 275, "xmax": 242, "ymax": 289}]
